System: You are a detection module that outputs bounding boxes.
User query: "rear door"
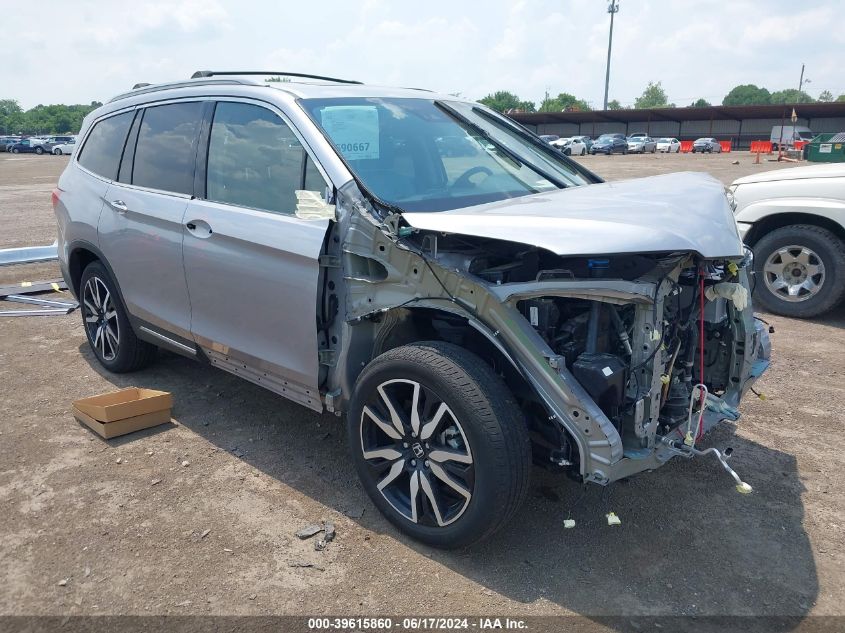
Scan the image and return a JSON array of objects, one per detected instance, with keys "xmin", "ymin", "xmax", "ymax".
[
  {"xmin": 182, "ymin": 100, "xmax": 331, "ymax": 406},
  {"xmin": 97, "ymin": 101, "xmax": 205, "ymax": 342}
]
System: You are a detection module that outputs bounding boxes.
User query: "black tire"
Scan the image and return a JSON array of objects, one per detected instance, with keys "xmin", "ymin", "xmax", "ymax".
[
  {"xmin": 11, "ymin": 148, "xmax": 18, "ymax": 154},
  {"xmin": 54, "ymin": 148, "xmax": 62, "ymax": 155},
  {"xmin": 347, "ymin": 341, "xmax": 531, "ymax": 549},
  {"xmin": 35, "ymin": 146, "xmax": 43, "ymax": 155},
  {"xmin": 581, "ymin": 147, "xmax": 586, "ymax": 156},
  {"xmin": 79, "ymin": 261, "xmax": 157, "ymax": 372},
  {"xmin": 752, "ymin": 224, "xmax": 845, "ymax": 318}
]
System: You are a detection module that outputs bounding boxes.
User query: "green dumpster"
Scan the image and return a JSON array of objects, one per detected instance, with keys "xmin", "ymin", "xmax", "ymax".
[{"xmin": 806, "ymin": 133, "xmax": 845, "ymax": 163}]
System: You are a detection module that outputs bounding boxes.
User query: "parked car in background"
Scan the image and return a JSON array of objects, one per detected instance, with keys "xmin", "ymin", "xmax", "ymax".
[
  {"xmin": 731, "ymin": 163, "xmax": 845, "ymax": 317},
  {"xmin": 8, "ymin": 139, "xmax": 47, "ymax": 154},
  {"xmin": 54, "ymin": 71, "xmax": 769, "ymax": 548},
  {"xmin": 539, "ymin": 134, "xmax": 560, "ymax": 144},
  {"xmin": 770, "ymin": 125, "xmax": 815, "ymax": 151},
  {"xmin": 656, "ymin": 138, "xmax": 681, "ymax": 153},
  {"xmin": 627, "ymin": 133, "xmax": 647, "ymax": 141},
  {"xmin": 589, "ymin": 133, "xmax": 628, "ymax": 155},
  {"xmin": 28, "ymin": 137, "xmax": 49, "ymax": 147},
  {"xmin": 51, "ymin": 139, "xmax": 77, "ymax": 155},
  {"xmin": 551, "ymin": 137, "xmax": 586, "ymax": 156},
  {"xmin": 572, "ymin": 135, "xmax": 593, "ymax": 152},
  {"xmin": 43, "ymin": 135, "xmax": 77, "ymax": 152},
  {"xmin": 0, "ymin": 136, "xmax": 21, "ymax": 152},
  {"xmin": 627, "ymin": 136, "xmax": 657, "ymax": 153},
  {"xmin": 692, "ymin": 138, "xmax": 722, "ymax": 153}
]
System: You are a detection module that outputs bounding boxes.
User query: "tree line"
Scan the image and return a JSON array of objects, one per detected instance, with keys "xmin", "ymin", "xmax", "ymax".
[
  {"xmin": 479, "ymin": 82, "xmax": 845, "ymax": 114},
  {"xmin": 0, "ymin": 99, "xmax": 103, "ymax": 136}
]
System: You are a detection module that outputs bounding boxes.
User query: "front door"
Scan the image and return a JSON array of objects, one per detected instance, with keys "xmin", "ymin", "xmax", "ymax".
[{"xmin": 182, "ymin": 100, "xmax": 331, "ymax": 403}]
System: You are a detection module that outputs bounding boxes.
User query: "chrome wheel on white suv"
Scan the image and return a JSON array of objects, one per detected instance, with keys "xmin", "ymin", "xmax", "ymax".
[
  {"xmin": 762, "ymin": 245, "xmax": 825, "ymax": 303},
  {"xmin": 348, "ymin": 342, "xmax": 531, "ymax": 548},
  {"xmin": 752, "ymin": 224, "xmax": 845, "ymax": 318}
]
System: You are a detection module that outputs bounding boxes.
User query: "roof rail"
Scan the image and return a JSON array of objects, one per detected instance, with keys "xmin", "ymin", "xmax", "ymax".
[
  {"xmin": 191, "ymin": 70, "xmax": 363, "ymax": 85},
  {"xmin": 132, "ymin": 83, "xmax": 152, "ymax": 89},
  {"xmin": 108, "ymin": 78, "xmax": 253, "ymax": 103}
]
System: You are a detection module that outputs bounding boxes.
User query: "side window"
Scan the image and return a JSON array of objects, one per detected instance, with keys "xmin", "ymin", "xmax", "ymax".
[
  {"xmin": 77, "ymin": 111, "xmax": 134, "ymax": 180},
  {"xmin": 206, "ymin": 102, "xmax": 307, "ymax": 214},
  {"xmin": 304, "ymin": 154, "xmax": 328, "ymax": 195},
  {"xmin": 133, "ymin": 102, "xmax": 203, "ymax": 195}
]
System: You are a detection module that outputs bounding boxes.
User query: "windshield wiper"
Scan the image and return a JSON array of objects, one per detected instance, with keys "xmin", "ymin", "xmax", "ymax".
[{"xmin": 433, "ymin": 101, "xmax": 567, "ymax": 190}]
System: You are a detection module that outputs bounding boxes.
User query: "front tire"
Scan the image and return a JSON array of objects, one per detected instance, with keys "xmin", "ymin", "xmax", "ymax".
[
  {"xmin": 347, "ymin": 342, "xmax": 531, "ymax": 549},
  {"xmin": 12, "ymin": 148, "xmax": 19, "ymax": 154},
  {"xmin": 35, "ymin": 146, "xmax": 43, "ymax": 155},
  {"xmin": 752, "ymin": 224, "xmax": 845, "ymax": 318},
  {"xmin": 53, "ymin": 148, "xmax": 62, "ymax": 155},
  {"xmin": 80, "ymin": 261, "xmax": 157, "ymax": 372}
]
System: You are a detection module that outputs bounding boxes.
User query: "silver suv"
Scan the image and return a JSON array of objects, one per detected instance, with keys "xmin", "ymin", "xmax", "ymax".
[{"xmin": 54, "ymin": 71, "xmax": 770, "ymax": 548}]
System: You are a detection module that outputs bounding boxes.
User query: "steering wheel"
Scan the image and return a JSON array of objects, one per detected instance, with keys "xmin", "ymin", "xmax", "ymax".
[{"xmin": 452, "ymin": 166, "xmax": 494, "ymax": 189}]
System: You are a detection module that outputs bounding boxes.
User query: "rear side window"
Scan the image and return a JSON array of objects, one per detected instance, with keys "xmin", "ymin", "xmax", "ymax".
[
  {"xmin": 206, "ymin": 102, "xmax": 313, "ymax": 214},
  {"xmin": 132, "ymin": 102, "xmax": 203, "ymax": 195},
  {"xmin": 77, "ymin": 112, "xmax": 134, "ymax": 180}
]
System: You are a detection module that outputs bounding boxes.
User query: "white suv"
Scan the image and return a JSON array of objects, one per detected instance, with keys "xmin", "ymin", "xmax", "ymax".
[{"xmin": 732, "ymin": 163, "xmax": 845, "ymax": 317}]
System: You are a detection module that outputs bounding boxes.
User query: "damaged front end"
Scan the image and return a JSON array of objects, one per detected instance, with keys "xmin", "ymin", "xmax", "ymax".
[{"xmin": 322, "ymin": 174, "xmax": 771, "ymax": 487}]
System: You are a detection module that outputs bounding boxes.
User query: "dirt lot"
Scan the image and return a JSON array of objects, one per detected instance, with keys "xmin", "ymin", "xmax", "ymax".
[{"xmin": 1, "ymin": 151, "xmax": 844, "ymax": 626}]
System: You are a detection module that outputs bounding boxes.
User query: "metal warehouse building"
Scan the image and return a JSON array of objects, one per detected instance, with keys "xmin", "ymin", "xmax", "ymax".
[{"xmin": 509, "ymin": 102, "xmax": 845, "ymax": 149}]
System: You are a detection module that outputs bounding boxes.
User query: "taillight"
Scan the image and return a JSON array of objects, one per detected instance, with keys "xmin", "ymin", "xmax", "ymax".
[{"xmin": 51, "ymin": 188, "xmax": 61, "ymax": 210}]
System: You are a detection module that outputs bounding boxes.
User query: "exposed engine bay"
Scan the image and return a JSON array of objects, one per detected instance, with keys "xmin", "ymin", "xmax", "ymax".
[
  {"xmin": 398, "ymin": 232, "xmax": 770, "ymax": 482},
  {"xmin": 326, "ymin": 175, "xmax": 771, "ymax": 489}
]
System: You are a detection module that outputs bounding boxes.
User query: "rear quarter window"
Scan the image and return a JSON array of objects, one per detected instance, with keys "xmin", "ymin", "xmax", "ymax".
[{"xmin": 77, "ymin": 111, "xmax": 134, "ymax": 180}]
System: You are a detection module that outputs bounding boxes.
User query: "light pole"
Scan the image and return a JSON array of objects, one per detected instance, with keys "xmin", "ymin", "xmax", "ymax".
[
  {"xmin": 797, "ymin": 63, "xmax": 811, "ymax": 100},
  {"xmin": 603, "ymin": 0, "xmax": 620, "ymax": 111}
]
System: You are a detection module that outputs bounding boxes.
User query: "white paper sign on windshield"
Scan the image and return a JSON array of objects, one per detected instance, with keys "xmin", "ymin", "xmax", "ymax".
[{"xmin": 321, "ymin": 106, "xmax": 380, "ymax": 160}]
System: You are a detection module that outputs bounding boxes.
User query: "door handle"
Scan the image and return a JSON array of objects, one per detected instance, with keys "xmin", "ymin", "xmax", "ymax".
[
  {"xmin": 185, "ymin": 219, "xmax": 213, "ymax": 237},
  {"xmin": 109, "ymin": 199, "xmax": 128, "ymax": 213}
]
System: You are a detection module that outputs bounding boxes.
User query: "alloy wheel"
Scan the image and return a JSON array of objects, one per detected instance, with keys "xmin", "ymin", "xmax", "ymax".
[
  {"xmin": 359, "ymin": 379, "xmax": 475, "ymax": 527},
  {"xmin": 762, "ymin": 245, "xmax": 825, "ymax": 302},
  {"xmin": 83, "ymin": 276, "xmax": 120, "ymax": 360}
]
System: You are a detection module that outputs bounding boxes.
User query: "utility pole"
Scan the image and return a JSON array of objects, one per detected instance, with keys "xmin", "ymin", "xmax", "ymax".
[
  {"xmin": 603, "ymin": 0, "xmax": 620, "ymax": 111},
  {"xmin": 796, "ymin": 63, "xmax": 810, "ymax": 100}
]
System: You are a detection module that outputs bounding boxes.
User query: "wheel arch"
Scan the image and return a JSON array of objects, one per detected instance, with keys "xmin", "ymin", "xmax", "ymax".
[
  {"xmin": 743, "ymin": 212, "xmax": 845, "ymax": 248},
  {"xmin": 67, "ymin": 241, "xmax": 132, "ymax": 316},
  {"xmin": 338, "ymin": 305, "xmax": 576, "ymax": 469}
]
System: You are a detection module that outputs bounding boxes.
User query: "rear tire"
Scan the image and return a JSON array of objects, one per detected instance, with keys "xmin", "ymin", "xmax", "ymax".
[
  {"xmin": 347, "ymin": 341, "xmax": 531, "ymax": 549},
  {"xmin": 79, "ymin": 261, "xmax": 157, "ymax": 372},
  {"xmin": 35, "ymin": 146, "xmax": 43, "ymax": 155},
  {"xmin": 751, "ymin": 224, "xmax": 845, "ymax": 318},
  {"xmin": 53, "ymin": 148, "xmax": 62, "ymax": 155},
  {"xmin": 12, "ymin": 148, "xmax": 19, "ymax": 154}
]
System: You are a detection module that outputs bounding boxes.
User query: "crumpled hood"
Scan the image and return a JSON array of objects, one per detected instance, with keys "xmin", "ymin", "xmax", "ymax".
[{"xmin": 403, "ymin": 172, "xmax": 744, "ymax": 258}]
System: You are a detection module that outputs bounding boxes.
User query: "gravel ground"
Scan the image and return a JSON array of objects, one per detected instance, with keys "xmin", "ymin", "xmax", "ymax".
[{"xmin": 1, "ymin": 151, "xmax": 843, "ymax": 625}]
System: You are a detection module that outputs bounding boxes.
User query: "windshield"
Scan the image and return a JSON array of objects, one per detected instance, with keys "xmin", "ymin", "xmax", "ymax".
[{"xmin": 300, "ymin": 97, "xmax": 590, "ymax": 212}]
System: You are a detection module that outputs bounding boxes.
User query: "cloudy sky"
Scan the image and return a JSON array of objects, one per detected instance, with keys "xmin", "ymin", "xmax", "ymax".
[{"xmin": 3, "ymin": 0, "xmax": 843, "ymax": 109}]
